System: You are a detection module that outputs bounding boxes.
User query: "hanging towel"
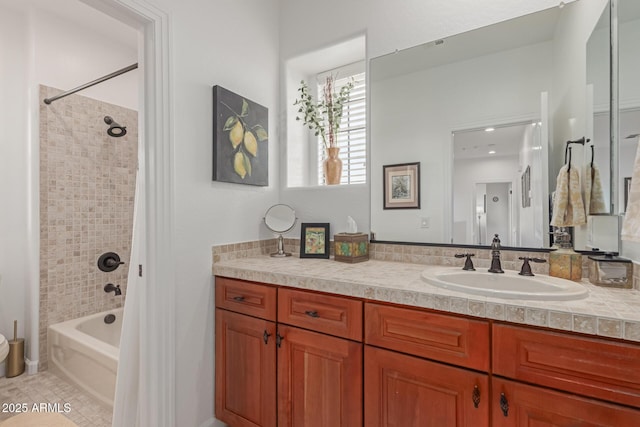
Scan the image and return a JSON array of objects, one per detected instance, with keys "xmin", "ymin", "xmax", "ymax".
[
  {"xmin": 621, "ymin": 137, "xmax": 640, "ymax": 241},
  {"xmin": 551, "ymin": 164, "xmax": 586, "ymax": 227},
  {"xmin": 585, "ymin": 162, "xmax": 608, "ymax": 214}
]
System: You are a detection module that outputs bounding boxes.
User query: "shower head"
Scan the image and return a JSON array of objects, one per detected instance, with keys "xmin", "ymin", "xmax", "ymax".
[{"xmin": 104, "ymin": 116, "xmax": 127, "ymax": 137}]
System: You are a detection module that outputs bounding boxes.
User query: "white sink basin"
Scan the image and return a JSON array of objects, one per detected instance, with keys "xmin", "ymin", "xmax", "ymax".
[{"xmin": 421, "ymin": 267, "xmax": 588, "ymax": 300}]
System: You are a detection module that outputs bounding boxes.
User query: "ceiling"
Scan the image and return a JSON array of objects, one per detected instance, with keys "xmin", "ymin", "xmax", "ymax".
[
  {"xmin": 371, "ymin": 6, "xmax": 561, "ymax": 82},
  {"xmin": 453, "ymin": 122, "xmax": 532, "ymax": 160},
  {"xmin": 0, "ymin": 0, "xmax": 137, "ymax": 48}
]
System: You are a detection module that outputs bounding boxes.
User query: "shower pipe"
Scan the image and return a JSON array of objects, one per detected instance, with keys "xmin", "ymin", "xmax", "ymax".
[{"xmin": 43, "ymin": 63, "xmax": 138, "ymax": 105}]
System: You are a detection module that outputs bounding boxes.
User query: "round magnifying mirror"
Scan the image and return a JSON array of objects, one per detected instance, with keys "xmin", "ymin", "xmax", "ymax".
[{"xmin": 264, "ymin": 204, "xmax": 297, "ymax": 257}]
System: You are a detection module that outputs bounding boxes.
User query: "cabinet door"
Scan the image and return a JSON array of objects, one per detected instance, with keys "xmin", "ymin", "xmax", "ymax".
[
  {"xmin": 365, "ymin": 346, "xmax": 489, "ymax": 427},
  {"xmin": 277, "ymin": 325, "xmax": 362, "ymax": 427},
  {"xmin": 492, "ymin": 377, "xmax": 640, "ymax": 427},
  {"xmin": 215, "ymin": 309, "xmax": 276, "ymax": 427}
]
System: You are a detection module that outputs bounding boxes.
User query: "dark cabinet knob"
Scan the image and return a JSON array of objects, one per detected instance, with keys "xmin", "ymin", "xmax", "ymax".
[
  {"xmin": 472, "ymin": 385, "xmax": 481, "ymax": 408},
  {"xmin": 500, "ymin": 392, "xmax": 509, "ymax": 417}
]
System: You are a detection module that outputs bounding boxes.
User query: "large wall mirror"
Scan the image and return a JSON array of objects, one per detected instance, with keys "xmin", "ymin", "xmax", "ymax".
[
  {"xmin": 370, "ymin": 0, "xmax": 617, "ymax": 250},
  {"xmin": 618, "ymin": 0, "xmax": 640, "ymax": 214}
]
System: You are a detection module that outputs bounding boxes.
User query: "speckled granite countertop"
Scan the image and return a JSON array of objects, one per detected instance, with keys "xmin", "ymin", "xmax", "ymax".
[{"xmin": 213, "ymin": 256, "xmax": 640, "ymax": 343}]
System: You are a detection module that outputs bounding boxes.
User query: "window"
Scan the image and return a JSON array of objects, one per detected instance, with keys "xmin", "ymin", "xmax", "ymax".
[{"xmin": 316, "ymin": 64, "xmax": 366, "ymax": 185}]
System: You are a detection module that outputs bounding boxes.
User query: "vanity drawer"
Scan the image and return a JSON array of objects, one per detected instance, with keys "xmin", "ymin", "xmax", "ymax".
[
  {"xmin": 277, "ymin": 288, "xmax": 363, "ymax": 341},
  {"xmin": 493, "ymin": 323, "xmax": 640, "ymax": 408},
  {"xmin": 215, "ymin": 276, "xmax": 277, "ymax": 321},
  {"xmin": 365, "ymin": 303, "xmax": 490, "ymax": 372}
]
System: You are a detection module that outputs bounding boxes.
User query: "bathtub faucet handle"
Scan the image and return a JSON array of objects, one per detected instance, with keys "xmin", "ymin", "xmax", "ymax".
[
  {"xmin": 98, "ymin": 252, "xmax": 124, "ymax": 272},
  {"xmin": 104, "ymin": 283, "xmax": 122, "ymax": 296},
  {"xmin": 106, "ymin": 258, "xmax": 124, "ymax": 268}
]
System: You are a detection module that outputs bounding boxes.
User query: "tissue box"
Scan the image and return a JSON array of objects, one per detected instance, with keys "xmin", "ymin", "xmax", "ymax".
[{"xmin": 334, "ymin": 233, "xmax": 369, "ymax": 263}]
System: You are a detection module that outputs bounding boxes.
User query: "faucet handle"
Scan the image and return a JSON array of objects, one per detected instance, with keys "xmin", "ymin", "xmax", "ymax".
[
  {"xmin": 518, "ymin": 257, "xmax": 547, "ymax": 276},
  {"xmin": 455, "ymin": 253, "xmax": 476, "ymax": 271}
]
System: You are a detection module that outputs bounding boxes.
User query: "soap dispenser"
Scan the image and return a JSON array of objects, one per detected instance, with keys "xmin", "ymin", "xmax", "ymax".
[{"xmin": 549, "ymin": 228, "xmax": 582, "ymax": 281}]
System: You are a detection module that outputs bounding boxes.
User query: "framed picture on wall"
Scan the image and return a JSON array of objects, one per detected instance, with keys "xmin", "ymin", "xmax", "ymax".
[
  {"xmin": 383, "ymin": 162, "xmax": 420, "ymax": 209},
  {"xmin": 212, "ymin": 85, "xmax": 269, "ymax": 186},
  {"xmin": 300, "ymin": 223, "xmax": 330, "ymax": 258}
]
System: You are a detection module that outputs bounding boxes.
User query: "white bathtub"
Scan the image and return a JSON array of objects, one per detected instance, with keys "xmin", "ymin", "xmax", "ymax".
[{"xmin": 48, "ymin": 308, "xmax": 122, "ymax": 407}]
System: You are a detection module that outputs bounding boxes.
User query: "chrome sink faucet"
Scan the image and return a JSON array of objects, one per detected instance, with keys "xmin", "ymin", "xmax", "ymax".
[{"xmin": 488, "ymin": 234, "xmax": 504, "ymax": 273}]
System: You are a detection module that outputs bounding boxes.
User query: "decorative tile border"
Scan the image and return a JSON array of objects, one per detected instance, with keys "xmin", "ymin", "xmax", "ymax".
[
  {"xmin": 369, "ymin": 243, "xmax": 553, "ymax": 275},
  {"xmin": 213, "ymin": 240, "xmax": 637, "ymax": 290}
]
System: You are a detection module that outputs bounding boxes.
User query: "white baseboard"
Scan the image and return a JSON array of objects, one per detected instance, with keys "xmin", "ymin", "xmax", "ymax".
[
  {"xmin": 25, "ymin": 358, "xmax": 38, "ymax": 375},
  {"xmin": 199, "ymin": 418, "xmax": 222, "ymax": 427}
]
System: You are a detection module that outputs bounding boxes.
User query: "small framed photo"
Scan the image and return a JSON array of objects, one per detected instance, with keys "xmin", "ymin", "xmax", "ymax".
[
  {"xmin": 300, "ymin": 223, "xmax": 330, "ymax": 258},
  {"xmin": 383, "ymin": 162, "xmax": 420, "ymax": 209}
]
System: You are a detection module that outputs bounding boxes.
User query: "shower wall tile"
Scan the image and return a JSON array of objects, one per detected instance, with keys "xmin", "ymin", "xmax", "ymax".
[{"xmin": 39, "ymin": 85, "xmax": 137, "ymax": 370}]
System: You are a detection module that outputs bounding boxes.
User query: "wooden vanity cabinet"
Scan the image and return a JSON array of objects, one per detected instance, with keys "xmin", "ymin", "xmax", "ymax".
[
  {"xmin": 215, "ymin": 275, "xmax": 640, "ymax": 426},
  {"xmin": 364, "ymin": 303, "xmax": 490, "ymax": 427},
  {"xmin": 276, "ymin": 288, "xmax": 363, "ymax": 427},
  {"xmin": 492, "ymin": 323, "xmax": 640, "ymax": 426},
  {"xmin": 215, "ymin": 309, "xmax": 276, "ymax": 427},
  {"xmin": 215, "ymin": 277, "xmax": 277, "ymax": 427},
  {"xmin": 215, "ymin": 277, "xmax": 363, "ymax": 427},
  {"xmin": 277, "ymin": 325, "xmax": 362, "ymax": 427},
  {"xmin": 365, "ymin": 345, "xmax": 489, "ymax": 427},
  {"xmin": 492, "ymin": 377, "xmax": 640, "ymax": 427}
]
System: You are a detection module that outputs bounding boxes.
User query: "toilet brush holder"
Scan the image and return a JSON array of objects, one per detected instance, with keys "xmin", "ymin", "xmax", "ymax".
[{"xmin": 6, "ymin": 320, "xmax": 24, "ymax": 378}]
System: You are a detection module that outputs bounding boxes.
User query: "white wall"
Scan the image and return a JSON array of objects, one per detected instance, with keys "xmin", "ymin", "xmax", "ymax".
[
  {"xmin": 550, "ymin": 0, "xmax": 608, "ymax": 177},
  {"xmin": 486, "ymin": 182, "xmax": 511, "ymax": 244},
  {"xmin": 31, "ymin": 8, "xmax": 139, "ymax": 110},
  {"xmin": 147, "ymin": 1, "xmax": 280, "ymax": 425},
  {"xmin": 620, "ymin": 17, "xmax": 640, "ymax": 109},
  {"xmin": 0, "ymin": 4, "xmax": 31, "ymax": 372}
]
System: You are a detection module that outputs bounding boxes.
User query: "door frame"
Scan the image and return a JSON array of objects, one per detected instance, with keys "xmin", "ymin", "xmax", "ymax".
[{"xmin": 80, "ymin": 0, "xmax": 175, "ymax": 425}]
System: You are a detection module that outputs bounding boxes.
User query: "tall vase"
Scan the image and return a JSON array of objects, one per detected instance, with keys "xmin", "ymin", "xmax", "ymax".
[{"xmin": 323, "ymin": 147, "xmax": 342, "ymax": 185}]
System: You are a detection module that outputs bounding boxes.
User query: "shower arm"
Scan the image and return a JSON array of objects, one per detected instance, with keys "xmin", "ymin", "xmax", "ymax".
[{"xmin": 43, "ymin": 63, "xmax": 138, "ymax": 105}]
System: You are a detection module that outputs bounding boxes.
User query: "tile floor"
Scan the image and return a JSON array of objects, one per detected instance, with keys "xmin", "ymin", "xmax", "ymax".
[{"xmin": 0, "ymin": 371, "xmax": 112, "ymax": 427}]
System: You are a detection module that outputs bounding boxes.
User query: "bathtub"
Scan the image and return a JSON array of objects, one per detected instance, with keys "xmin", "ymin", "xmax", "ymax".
[{"xmin": 48, "ymin": 308, "xmax": 122, "ymax": 407}]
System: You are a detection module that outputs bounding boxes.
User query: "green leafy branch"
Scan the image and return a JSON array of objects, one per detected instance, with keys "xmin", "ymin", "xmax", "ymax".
[{"xmin": 294, "ymin": 75, "xmax": 354, "ymax": 150}]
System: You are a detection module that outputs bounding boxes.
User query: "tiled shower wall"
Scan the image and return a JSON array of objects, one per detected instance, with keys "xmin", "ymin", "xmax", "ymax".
[{"xmin": 39, "ymin": 85, "xmax": 137, "ymax": 369}]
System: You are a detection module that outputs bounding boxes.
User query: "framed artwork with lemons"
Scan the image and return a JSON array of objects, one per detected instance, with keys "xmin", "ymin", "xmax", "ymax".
[{"xmin": 213, "ymin": 85, "xmax": 269, "ymax": 185}]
